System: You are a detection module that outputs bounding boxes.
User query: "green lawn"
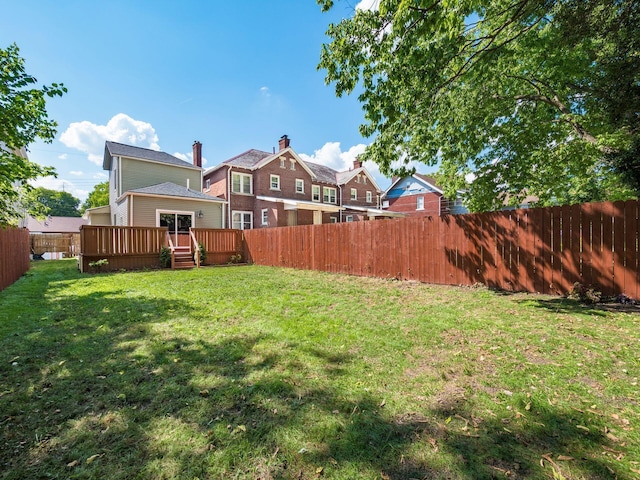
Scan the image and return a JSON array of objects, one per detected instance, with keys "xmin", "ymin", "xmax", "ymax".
[{"xmin": 0, "ymin": 260, "xmax": 638, "ymax": 479}]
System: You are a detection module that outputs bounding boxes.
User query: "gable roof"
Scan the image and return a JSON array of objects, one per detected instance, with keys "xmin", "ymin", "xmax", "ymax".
[
  {"xmin": 126, "ymin": 182, "xmax": 225, "ymax": 202},
  {"xmin": 384, "ymin": 173, "xmax": 444, "ymax": 197},
  {"xmin": 336, "ymin": 167, "xmax": 382, "ymax": 191},
  {"xmin": 306, "ymin": 161, "xmax": 338, "ymax": 184},
  {"xmin": 103, "ymin": 141, "xmax": 198, "ymax": 170},
  {"xmin": 26, "ymin": 216, "xmax": 87, "ymax": 233}
]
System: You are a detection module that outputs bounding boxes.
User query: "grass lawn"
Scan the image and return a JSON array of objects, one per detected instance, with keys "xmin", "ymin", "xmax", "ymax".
[{"xmin": 0, "ymin": 260, "xmax": 638, "ymax": 479}]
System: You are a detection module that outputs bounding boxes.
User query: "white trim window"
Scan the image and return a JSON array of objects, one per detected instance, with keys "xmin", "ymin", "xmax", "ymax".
[
  {"xmin": 363, "ymin": 176, "xmax": 367, "ymax": 185},
  {"xmin": 312, "ymin": 185, "xmax": 321, "ymax": 202},
  {"xmin": 295, "ymin": 179, "xmax": 304, "ymax": 194},
  {"xmin": 232, "ymin": 211, "xmax": 253, "ymax": 230},
  {"xmin": 366, "ymin": 191, "xmax": 372, "ymax": 203},
  {"xmin": 205, "ymin": 179, "xmax": 211, "ymax": 190},
  {"xmin": 345, "ymin": 215, "xmax": 354, "ymax": 222},
  {"xmin": 231, "ymin": 172, "xmax": 252, "ymax": 194},
  {"xmin": 323, "ymin": 186, "xmax": 337, "ymax": 204},
  {"xmin": 270, "ymin": 174, "xmax": 280, "ymax": 190},
  {"xmin": 417, "ymin": 196, "xmax": 425, "ymax": 210},
  {"xmin": 261, "ymin": 208, "xmax": 268, "ymax": 226},
  {"xmin": 280, "ymin": 157, "xmax": 286, "ymax": 169},
  {"xmin": 330, "ymin": 217, "xmax": 337, "ymax": 223},
  {"xmin": 350, "ymin": 188, "xmax": 357, "ymax": 200},
  {"xmin": 290, "ymin": 159, "xmax": 296, "ymax": 170}
]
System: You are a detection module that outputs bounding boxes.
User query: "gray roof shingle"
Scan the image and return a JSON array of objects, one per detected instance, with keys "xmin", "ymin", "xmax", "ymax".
[
  {"xmin": 128, "ymin": 182, "xmax": 225, "ymax": 202},
  {"xmin": 306, "ymin": 161, "xmax": 338, "ymax": 184},
  {"xmin": 104, "ymin": 141, "xmax": 197, "ymax": 170}
]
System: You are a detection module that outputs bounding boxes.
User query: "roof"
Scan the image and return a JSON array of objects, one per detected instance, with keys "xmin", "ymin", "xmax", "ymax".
[
  {"xmin": 103, "ymin": 141, "xmax": 197, "ymax": 170},
  {"xmin": 127, "ymin": 182, "xmax": 225, "ymax": 202},
  {"xmin": 203, "ymin": 149, "xmax": 272, "ymax": 175},
  {"xmin": 384, "ymin": 173, "xmax": 444, "ymax": 197},
  {"xmin": 306, "ymin": 161, "xmax": 338, "ymax": 184},
  {"xmin": 26, "ymin": 216, "xmax": 87, "ymax": 233},
  {"xmin": 414, "ymin": 173, "xmax": 442, "ymax": 190}
]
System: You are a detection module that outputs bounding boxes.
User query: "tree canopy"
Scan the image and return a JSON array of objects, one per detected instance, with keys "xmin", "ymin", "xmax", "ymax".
[
  {"xmin": 28, "ymin": 187, "xmax": 81, "ymax": 217},
  {"xmin": 318, "ymin": 0, "xmax": 639, "ymax": 211},
  {"xmin": 81, "ymin": 181, "xmax": 109, "ymax": 213},
  {"xmin": 0, "ymin": 43, "xmax": 66, "ymax": 225}
]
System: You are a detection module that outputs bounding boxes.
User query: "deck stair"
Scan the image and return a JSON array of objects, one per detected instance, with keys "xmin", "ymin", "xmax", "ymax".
[{"xmin": 173, "ymin": 246, "xmax": 195, "ymax": 269}]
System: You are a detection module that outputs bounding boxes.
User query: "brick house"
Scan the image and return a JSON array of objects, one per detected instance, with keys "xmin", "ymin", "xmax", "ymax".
[
  {"xmin": 382, "ymin": 173, "xmax": 468, "ymax": 217},
  {"xmin": 203, "ymin": 136, "xmax": 399, "ymax": 229}
]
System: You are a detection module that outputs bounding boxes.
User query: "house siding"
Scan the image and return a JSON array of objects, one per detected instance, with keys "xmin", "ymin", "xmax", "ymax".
[
  {"xmin": 204, "ymin": 167, "xmax": 228, "ymax": 199},
  {"xmin": 121, "ymin": 157, "xmax": 202, "ymax": 193},
  {"xmin": 131, "ymin": 196, "xmax": 223, "ymax": 228},
  {"xmin": 113, "ymin": 198, "xmax": 129, "ymax": 226}
]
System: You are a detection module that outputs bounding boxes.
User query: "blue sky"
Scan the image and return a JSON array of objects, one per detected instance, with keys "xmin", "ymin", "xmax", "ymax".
[{"xmin": 1, "ymin": 0, "xmax": 408, "ymax": 201}]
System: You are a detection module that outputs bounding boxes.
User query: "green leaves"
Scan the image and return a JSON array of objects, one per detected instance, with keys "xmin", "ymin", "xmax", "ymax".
[
  {"xmin": 319, "ymin": 0, "xmax": 640, "ymax": 211},
  {"xmin": 0, "ymin": 43, "xmax": 66, "ymax": 225}
]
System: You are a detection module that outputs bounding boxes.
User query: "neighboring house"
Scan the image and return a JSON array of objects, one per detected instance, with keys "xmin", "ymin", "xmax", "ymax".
[
  {"xmin": 382, "ymin": 173, "xmax": 469, "ymax": 216},
  {"xmin": 203, "ymin": 135, "xmax": 401, "ymax": 229},
  {"xmin": 85, "ymin": 141, "xmax": 226, "ymax": 242},
  {"xmin": 25, "ymin": 215, "xmax": 87, "ymax": 259}
]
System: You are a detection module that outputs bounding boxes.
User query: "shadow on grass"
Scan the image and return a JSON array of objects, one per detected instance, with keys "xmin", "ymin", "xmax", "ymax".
[{"xmin": 0, "ymin": 262, "xmax": 628, "ymax": 479}]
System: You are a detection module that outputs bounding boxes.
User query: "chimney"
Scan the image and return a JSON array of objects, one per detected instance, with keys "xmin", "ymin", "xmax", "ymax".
[
  {"xmin": 278, "ymin": 134, "xmax": 290, "ymax": 151},
  {"xmin": 353, "ymin": 156, "xmax": 362, "ymax": 169},
  {"xmin": 192, "ymin": 141, "xmax": 202, "ymax": 168}
]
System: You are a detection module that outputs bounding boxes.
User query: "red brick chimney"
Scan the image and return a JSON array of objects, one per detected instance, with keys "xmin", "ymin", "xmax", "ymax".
[
  {"xmin": 353, "ymin": 156, "xmax": 362, "ymax": 169},
  {"xmin": 278, "ymin": 135, "xmax": 290, "ymax": 151},
  {"xmin": 192, "ymin": 141, "xmax": 202, "ymax": 168}
]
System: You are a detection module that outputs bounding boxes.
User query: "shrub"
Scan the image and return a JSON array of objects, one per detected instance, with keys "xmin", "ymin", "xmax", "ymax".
[
  {"xmin": 196, "ymin": 242, "xmax": 206, "ymax": 264},
  {"xmin": 88, "ymin": 258, "xmax": 109, "ymax": 273},
  {"xmin": 568, "ymin": 282, "xmax": 602, "ymax": 305},
  {"xmin": 160, "ymin": 247, "xmax": 172, "ymax": 268}
]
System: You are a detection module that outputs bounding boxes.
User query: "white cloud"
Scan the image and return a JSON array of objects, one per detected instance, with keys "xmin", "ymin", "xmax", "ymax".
[
  {"xmin": 93, "ymin": 172, "xmax": 108, "ymax": 180},
  {"xmin": 30, "ymin": 177, "xmax": 89, "ymax": 202},
  {"xmin": 174, "ymin": 151, "xmax": 208, "ymax": 167},
  {"xmin": 69, "ymin": 170, "xmax": 83, "ymax": 176},
  {"xmin": 300, "ymin": 141, "xmax": 392, "ymax": 190},
  {"xmin": 260, "ymin": 86, "xmax": 271, "ymax": 97},
  {"xmin": 356, "ymin": 0, "xmax": 380, "ymax": 11},
  {"xmin": 59, "ymin": 113, "xmax": 160, "ymax": 166},
  {"xmin": 58, "ymin": 153, "xmax": 68, "ymax": 160}
]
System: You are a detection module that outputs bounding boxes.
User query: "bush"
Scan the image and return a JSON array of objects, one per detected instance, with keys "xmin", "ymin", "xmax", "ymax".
[
  {"xmin": 88, "ymin": 258, "xmax": 109, "ymax": 273},
  {"xmin": 568, "ymin": 282, "xmax": 602, "ymax": 305},
  {"xmin": 160, "ymin": 247, "xmax": 172, "ymax": 268},
  {"xmin": 196, "ymin": 242, "xmax": 206, "ymax": 264}
]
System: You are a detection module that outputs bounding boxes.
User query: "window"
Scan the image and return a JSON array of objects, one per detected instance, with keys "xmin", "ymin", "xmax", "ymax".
[
  {"xmin": 382, "ymin": 200, "xmax": 389, "ymax": 208},
  {"xmin": 205, "ymin": 179, "xmax": 210, "ymax": 190},
  {"xmin": 312, "ymin": 185, "xmax": 321, "ymax": 202},
  {"xmin": 345, "ymin": 215, "xmax": 354, "ymax": 222},
  {"xmin": 350, "ymin": 188, "xmax": 357, "ymax": 200},
  {"xmin": 280, "ymin": 158, "xmax": 286, "ymax": 168},
  {"xmin": 356, "ymin": 174, "xmax": 361, "ymax": 183},
  {"xmin": 330, "ymin": 217, "xmax": 337, "ymax": 223},
  {"xmin": 290, "ymin": 159, "xmax": 296, "ymax": 170},
  {"xmin": 417, "ymin": 196, "xmax": 425, "ymax": 210},
  {"xmin": 323, "ymin": 187, "xmax": 337, "ymax": 204},
  {"xmin": 261, "ymin": 209, "xmax": 268, "ymax": 226},
  {"xmin": 270, "ymin": 174, "xmax": 280, "ymax": 190},
  {"xmin": 232, "ymin": 211, "xmax": 253, "ymax": 230},
  {"xmin": 366, "ymin": 191, "xmax": 372, "ymax": 203},
  {"xmin": 296, "ymin": 179, "xmax": 304, "ymax": 194},
  {"xmin": 363, "ymin": 176, "xmax": 367, "ymax": 185},
  {"xmin": 231, "ymin": 172, "xmax": 252, "ymax": 194}
]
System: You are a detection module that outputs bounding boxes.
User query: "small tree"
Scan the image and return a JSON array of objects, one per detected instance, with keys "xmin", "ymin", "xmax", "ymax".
[
  {"xmin": 81, "ymin": 181, "xmax": 109, "ymax": 213},
  {"xmin": 0, "ymin": 43, "xmax": 66, "ymax": 225}
]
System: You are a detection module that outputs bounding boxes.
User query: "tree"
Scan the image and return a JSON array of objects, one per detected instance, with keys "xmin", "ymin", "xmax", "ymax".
[
  {"xmin": 318, "ymin": 0, "xmax": 639, "ymax": 211},
  {"xmin": 0, "ymin": 43, "xmax": 66, "ymax": 225},
  {"xmin": 28, "ymin": 187, "xmax": 81, "ymax": 217},
  {"xmin": 81, "ymin": 181, "xmax": 109, "ymax": 213}
]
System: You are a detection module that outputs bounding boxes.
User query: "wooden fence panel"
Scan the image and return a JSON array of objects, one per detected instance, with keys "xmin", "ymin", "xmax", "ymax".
[{"xmin": 0, "ymin": 227, "xmax": 30, "ymax": 291}]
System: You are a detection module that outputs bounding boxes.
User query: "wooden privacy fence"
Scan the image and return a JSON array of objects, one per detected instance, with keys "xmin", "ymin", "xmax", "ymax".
[
  {"xmin": 192, "ymin": 228, "xmax": 244, "ymax": 265},
  {"xmin": 31, "ymin": 233, "xmax": 81, "ymax": 257},
  {"xmin": 0, "ymin": 228, "xmax": 30, "ymax": 291},
  {"xmin": 243, "ymin": 199, "xmax": 640, "ymax": 297},
  {"xmin": 79, "ymin": 226, "xmax": 244, "ymax": 272}
]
